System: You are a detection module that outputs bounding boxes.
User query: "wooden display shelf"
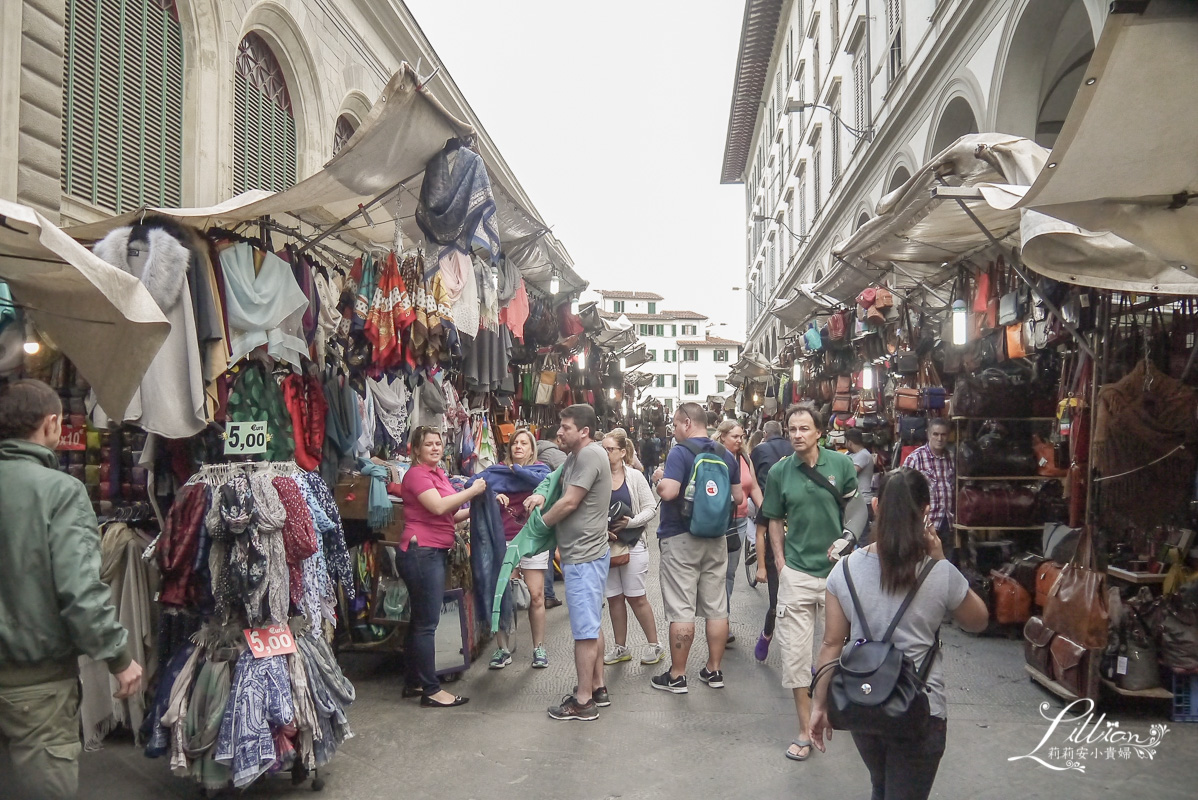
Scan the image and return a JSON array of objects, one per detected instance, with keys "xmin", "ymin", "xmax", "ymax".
[
  {"xmin": 1106, "ymin": 567, "xmax": 1168, "ymax": 585},
  {"xmin": 957, "ymin": 475, "xmax": 1066, "ymax": 481},
  {"xmin": 1026, "ymin": 664, "xmax": 1081, "ymax": 701},
  {"xmin": 1100, "ymin": 678, "xmax": 1173, "ymax": 700},
  {"xmin": 955, "ymin": 524, "xmax": 1043, "ymax": 531}
]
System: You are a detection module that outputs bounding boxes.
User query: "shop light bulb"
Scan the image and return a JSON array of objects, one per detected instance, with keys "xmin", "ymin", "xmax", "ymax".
[
  {"xmin": 570, "ymin": 297, "xmax": 580, "ymax": 315},
  {"xmin": 23, "ymin": 340, "xmax": 40, "ymax": 355},
  {"xmin": 609, "ymin": 387, "xmax": 617, "ymax": 400},
  {"xmin": 862, "ymin": 366, "xmax": 875, "ymax": 391},
  {"xmin": 576, "ymin": 350, "xmax": 586, "ymax": 371},
  {"xmin": 753, "ymin": 392, "xmax": 760, "ymax": 402},
  {"xmin": 619, "ymin": 356, "xmax": 627, "ymax": 371},
  {"xmin": 549, "ymin": 274, "xmax": 561, "ymax": 295},
  {"xmin": 792, "ymin": 361, "xmax": 802, "ymax": 382},
  {"xmin": 952, "ymin": 299, "xmax": 968, "ymax": 346}
]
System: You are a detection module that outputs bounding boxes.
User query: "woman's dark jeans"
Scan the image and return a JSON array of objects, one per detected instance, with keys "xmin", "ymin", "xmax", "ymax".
[
  {"xmin": 851, "ymin": 717, "xmax": 947, "ymax": 800},
  {"xmin": 397, "ymin": 545, "xmax": 447, "ymax": 696}
]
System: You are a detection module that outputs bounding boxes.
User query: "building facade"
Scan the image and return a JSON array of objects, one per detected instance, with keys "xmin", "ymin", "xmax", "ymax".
[
  {"xmin": 595, "ymin": 290, "xmax": 740, "ymax": 413},
  {"xmin": 722, "ymin": 0, "xmax": 1109, "ymax": 360},
  {"xmin": 0, "ymin": 0, "xmax": 556, "ymax": 239}
]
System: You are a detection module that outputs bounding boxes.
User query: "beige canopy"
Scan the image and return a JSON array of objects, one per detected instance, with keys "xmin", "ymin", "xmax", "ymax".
[{"xmin": 0, "ymin": 199, "xmax": 170, "ymax": 415}]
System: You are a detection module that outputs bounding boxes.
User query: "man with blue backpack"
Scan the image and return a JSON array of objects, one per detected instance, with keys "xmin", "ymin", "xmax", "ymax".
[{"xmin": 650, "ymin": 403, "xmax": 743, "ymax": 694}]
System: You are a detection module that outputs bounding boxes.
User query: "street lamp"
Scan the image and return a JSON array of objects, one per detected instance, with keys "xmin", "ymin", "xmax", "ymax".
[
  {"xmin": 752, "ymin": 213, "xmax": 810, "ymax": 244},
  {"xmin": 785, "ymin": 101, "xmax": 874, "ymax": 142}
]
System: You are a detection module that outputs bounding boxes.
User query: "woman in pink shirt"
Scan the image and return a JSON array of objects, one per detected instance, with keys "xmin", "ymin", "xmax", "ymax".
[
  {"xmin": 715, "ymin": 420, "xmax": 764, "ymax": 634},
  {"xmin": 399, "ymin": 426, "xmax": 486, "ymax": 707}
]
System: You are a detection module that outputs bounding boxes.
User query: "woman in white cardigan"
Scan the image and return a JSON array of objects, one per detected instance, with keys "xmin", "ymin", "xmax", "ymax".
[{"xmin": 601, "ymin": 428, "xmax": 664, "ymax": 667}]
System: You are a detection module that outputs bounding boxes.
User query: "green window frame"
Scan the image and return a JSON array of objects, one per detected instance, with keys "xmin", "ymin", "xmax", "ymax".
[
  {"xmin": 647, "ymin": 302, "xmax": 656, "ymax": 314},
  {"xmin": 233, "ymin": 32, "xmax": 297, "ymax": 194},
  {"xmin": 684, "ymin": 379, "xmax": 699, "ymax": 395},
  {"xmin": 62, "ymin": 0, "xmax": 184, "ymax": 212},
  {"xmin": 612, "ymin": 300, "xmax": 625, "ymax": 313}
]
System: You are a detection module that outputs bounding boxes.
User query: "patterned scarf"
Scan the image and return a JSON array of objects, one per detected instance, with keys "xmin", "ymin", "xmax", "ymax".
[
  {"xmin": 248, "ymin": 472, "xmax": 290, "ymax": 625},
  {"xmin": 214, "ymin": 649, "xmax": 295, "ymax": 788},
  {"xmin": 300, "ymin": 473, "xmax": 354, "ymax": 601},
  {"xmin": 282, "ymin": 374, "xmax": 327, "ymax": 472},
  {"xmin": 356, "ymin": 458, "xmax": 393, "ymax": 531},
  {"xmin": 273, "ymin": 476, "xmax": 320, "ymax": 608},
  {"xmin": 297, "ymin": 633, "xmax": 355, "ymax": 767},
  {"xmin": 364, "ymin": 251, "xmax": 415, "ymax": 369},
  {"xmin": 415, "ymin": 145, "xmax": 501, "ymax": 261}
]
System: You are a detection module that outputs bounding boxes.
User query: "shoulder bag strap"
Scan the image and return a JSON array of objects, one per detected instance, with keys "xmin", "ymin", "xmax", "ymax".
[
  {"xmin": 840, "ymin": 554, "xmax": 874, "ymax": 642},
  {"xmin": 881, "ymin": 558, "xmax": 938, "ymax": 642},
  {"xmin": 796, "ymin": 461, "xmax": 849, "ymax": 526},
  {"xmin": 917, "ymin": 628, "xmax": 943, "ymax": 684}
]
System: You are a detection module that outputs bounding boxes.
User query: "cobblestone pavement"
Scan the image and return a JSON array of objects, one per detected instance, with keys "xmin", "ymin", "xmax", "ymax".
[{"xmin": 80, "ymin": 531, "xmax": 1196, "ymax": 799}]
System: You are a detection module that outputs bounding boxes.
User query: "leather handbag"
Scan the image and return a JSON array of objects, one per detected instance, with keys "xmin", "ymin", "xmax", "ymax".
[
  {"xmin": 1033, "ymin": 435, "xmax": 1069, "ymax": 478},
  {"xmin": 1012, "ymin": 552, "xmax": 1046, "ymax": 596},
  {"xmin": 952, "ymin": 367, "xmax": 1033, "ymax": 418},
  {"xmin": 895, "ymin": 387, "xmax": 920, "ymax": 413},
  {"xmin": 893, "ymin": 352, "xmax": 919, "ymax": 374},
  {"xmin": 1005, "ymin": 323, "xmax": 1028, "ymax": 359},
  {"xmin": 828, "ymin": 310, "xmax": 848, "ymax": 342},
  {"xmin": 1049, "ymin": 633, "xmax": 1095, "ymax": 698},
  {"xmin": 1024, "ymin": 616, "xmax": 1056, "ymax": 677},
  {"xmin": 958, "ymin": 432, "xmax": 1037, "ymax": 477},
  {"xmin": 991, "ymin": 570, "xmax": 1033, "ymax": 625},
  {"xmin": 956, "ymin": 484, "xmax": 1037, "ymax": 527},
  {"xmin": 874, "ymin": 288, "xmax": 895, "ymax": 309},
  {"xmin": 899, "ymin": 416, "xmax": 927, "ymax": 445},
  {"xmin": 857, "ymin": 288, "xmax": 877, "ymax": 308},
  {"xmin": 1042, "ymin": 527, "xmax": 1109, "ymax": 650},
  {"xmin": 1035, "ymin": 561, "xmax": 1064, "ymax": 608}
]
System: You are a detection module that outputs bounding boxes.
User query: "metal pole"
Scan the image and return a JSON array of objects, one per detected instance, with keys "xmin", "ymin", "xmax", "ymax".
[{"xmin": 294, "ymin": 166, "xmax": 427, "ymax": 256}]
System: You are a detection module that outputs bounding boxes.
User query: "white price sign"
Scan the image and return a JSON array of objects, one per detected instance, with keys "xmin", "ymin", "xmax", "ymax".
[{"xmin": 224, "ymin": 420, "xmax": 269, "ymax": 455}]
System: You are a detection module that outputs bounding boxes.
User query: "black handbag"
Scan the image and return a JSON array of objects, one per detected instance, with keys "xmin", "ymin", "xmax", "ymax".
[
  {"xmin": 957, "ymin": 429, "xmax": 1037, "ymax": 476},
  {"xmin": 810, "ymin": 556, "xmax": 940, "ymax": 739},
  {"xmin": 608, "ymin": 500, "xmax": 644, "ymax": 546},
  {"xmin": 952, "ymin": 367, "xmax": 1032, "ymax": 418}
]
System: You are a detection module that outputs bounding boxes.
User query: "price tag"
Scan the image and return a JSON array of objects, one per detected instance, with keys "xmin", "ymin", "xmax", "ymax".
[
  {"xmin": 242, "ymin": 624, "xmax": 297, "ymax": 658},
  {"xmin": 224, "ymin": 420, "xmax": 270, "ymax": 455},
  {"xmin": 56, "ymin": 424, "xmax": 87, "ymax": 451},
  {"xmin": 1117, "ymin": 656, "xmax": 1128, "ymax": 676}
]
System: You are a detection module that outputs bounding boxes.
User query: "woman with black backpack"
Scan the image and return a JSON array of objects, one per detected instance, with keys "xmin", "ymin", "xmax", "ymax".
[{"xmin": 807, "ymin": 468, "xmax": 988, "ymax": 800}]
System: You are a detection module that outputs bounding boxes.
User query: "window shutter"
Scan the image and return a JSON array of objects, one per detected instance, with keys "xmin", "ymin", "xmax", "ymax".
[
  {"xmin": 234, "ymin": 33, "xmax": 297, "ymax": 194},
  {"xmin": 63, "ymin": 0, "xmax": 183, "ymax": 212},
  {"xmin": 888, "ymin": 0, "xmax": 901, "ymax": 36},
  {"xmin": 854, "ymin": 54, "xmax": 868, "ymax": 131}
]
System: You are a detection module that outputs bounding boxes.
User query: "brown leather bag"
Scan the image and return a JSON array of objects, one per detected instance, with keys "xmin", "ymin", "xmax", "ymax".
[
  {"xmin": 1042, "ymin": 528, "xmax": 1109, "ymax": 649},
  {"xmin": 991, "ymin": 570, "xmax": 1032, "ymax": 625},
  {"xmin": 1024, "ymin": 616, "xmax": 1056, "ymax": 677},
  {"xmin": 1049, "ymin": 633, "xmax": 1095, "ymax": 698},
  {"xmin": 895, "ymin": 387, "xmax": 920, "ymax": 412},
  {"xmin": 1035, "ymin": 561, "xmax": 1063, "ymax": 608}
]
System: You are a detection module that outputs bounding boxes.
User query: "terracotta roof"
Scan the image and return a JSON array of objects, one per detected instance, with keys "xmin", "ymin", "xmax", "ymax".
[
  {"xmin": 599, "ymin": 309, "xmax": 709, "ymax": 321},
  {"xmin": 676, "ymin": 337, "xmax": 743, "ymax": 347},
  {"xmin": 721, "ymin": 0, "xmax": 785, "ymax": 184},
  {"xmin": 593, "ymin": 289, "xmax": 665, "ymax": 300}
]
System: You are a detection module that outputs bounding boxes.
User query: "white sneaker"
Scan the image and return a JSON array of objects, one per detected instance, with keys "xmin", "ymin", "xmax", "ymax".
[
  {"xmin": 604, "ymin": 645, "xmax": 632, "ymax": 665},
  {"xmin": 641, "ymin": 643, "xmax": 665, "ymax": 665}
]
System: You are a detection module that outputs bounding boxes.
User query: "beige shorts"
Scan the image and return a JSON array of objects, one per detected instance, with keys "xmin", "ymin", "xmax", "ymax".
[
  {"xmin": 775, "ymin": 564, "xmax": 827, "ymax": 689},
  {"xmin": 658, "ymin": 533, "xmax": 728, "ymax": 623},
  {"xmin": 519, "ymin": 550, "xmax": 550, "ymax": 570}
]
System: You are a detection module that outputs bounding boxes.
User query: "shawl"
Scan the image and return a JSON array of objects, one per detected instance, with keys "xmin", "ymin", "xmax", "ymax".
[
  {"xmin": 367, "ymin": 374, "xmax": 411, "ymax": 449},
  {"xmin": 248, "ymin": 472, "xmax": 291, "ymax": 624},
  {"xmin": 159, "ymin": 484, "xmax": 210, "ymax": 607},
  {"xmin": 287, "ymin": 650, "xmax": 319, "ymax": 770},
  {"xmin": 496, "ymin": 254, "xmax": 520, "ymax": 306},
  {"xmin": 218, "ymin": 242, "xmax": 309, "ymax": 366},
  {"xmin": 297, "ymin": 480, "xmax": 338, "ymax": 629},
  {"xmin": 142, "ymin": 640, "xmax": 197, "ymax": 758},
  {"xmin": 282, "ymin": 374, "xmax": 327, "ymax": 472},
  {"xmin": 351, "ymin": 253, "xmax": 378, "ymax": 334},
  {"xmin": 499, "ymin": 278, "xmax": 530, "ymax": 342},
  {"xmin": 94, "ymin": 225, "xmax": 207, "ymax": 438},
  {"xmin": 479, "ymin": 262, "xmax": 500, "ymax": 333},
  {"xmin": 323, "ymin": 372, "xmax": 357, "ymax": 459},
  {"xmin": 214, "ymin": 650, "xmax": 295, "ymax": 788},
  {"xmin": 354, "ymin": 386, "xmax": 376, "ymax": 458},
  {"xmin": 464, "ymin": 326, "xmax": 511, "ymax": 394},
  {"xmin": 436, "ymin": 249, "xmax": 472, "ymax": 301},
  {"xmin": 313, "ymin": 271, "xmax": 342, "ymax": 369},
  {"xmin": 227, "ymin": 361, "xmax": 296, "ymax": 462},
  {"xmin": 357, "ymin": 458, "xmax": 394, "ymax": 530},
  {"xmin": 273, "ymin": 476, "xmax": 320, "ymax": 608},
  {"xmin": 163, "ymin": 644, "xmax": 203, "ymax": 774},
  {"xmin": 300, "ymin": 473, "xmax": 355, "ymax": 600},
  {"xmin": 182, "ymin": 658, "xmax": 231, "ymax": 790},
  {"xmin": 415, "ymin": 145, "xmax": 501, "ymax": 261},
  {"xmin": 491, "ymin": 467, "xmax": 564, "ymax": 632},
  {"xmin": 448, "ymin": 257, "xmax": 480, "ymax": 341},
  {"xmin": 364, "ymin": 252, "xmax": 415, "ymax": 369},
  {"xmin": 288, "ymin": 251, "xmax": 319, "ymax": 346},
  {"xmin": 296, "ymin": 633, "xmax": 354, "ymax": 767}
]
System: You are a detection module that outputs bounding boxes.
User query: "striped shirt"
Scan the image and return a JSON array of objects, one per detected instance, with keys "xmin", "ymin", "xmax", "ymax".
[{"xmin": 903, "ymin": 445, "xmax": 955, "ymax": 527}]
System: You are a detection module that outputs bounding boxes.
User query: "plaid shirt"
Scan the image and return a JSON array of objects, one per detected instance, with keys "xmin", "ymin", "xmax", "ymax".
[{"xmin": 903, "ymin": 444, "xmax": 955, "ymax": 527}]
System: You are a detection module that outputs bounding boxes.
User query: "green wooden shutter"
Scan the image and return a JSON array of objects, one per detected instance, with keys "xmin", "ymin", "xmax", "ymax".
[
  {"xmin": 62, "ymin": 0, "xmax": 183, "ymax": 212},
  {"xmin": 233, "ymin": 33, "xmax": 297, "ymax": 195}
]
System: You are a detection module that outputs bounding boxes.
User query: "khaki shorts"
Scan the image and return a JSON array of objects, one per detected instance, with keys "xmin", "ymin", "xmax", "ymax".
[
  {"xmin": 659, "ymin": 533, "xmax": 728, "ymax": 623},
  {"xmin": 775, "ymin": 564, "xmax": 827, "ymax": 689}
]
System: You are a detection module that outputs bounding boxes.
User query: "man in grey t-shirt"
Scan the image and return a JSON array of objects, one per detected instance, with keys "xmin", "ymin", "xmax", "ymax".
[{"xmin": 531, "ymin": 404, "xmax": 613, "ymax": 721}]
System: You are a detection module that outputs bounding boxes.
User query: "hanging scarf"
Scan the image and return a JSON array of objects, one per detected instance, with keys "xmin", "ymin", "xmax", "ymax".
[
  {"xmin": 287, "ymin": 650, "xmax": 319, "ymax": 770},
  {"xmin": 162, "ymin": 644, "xmax": 203, "ymax": 774},
  {"xmin": 182, "ymin": 658, "xmax": 232, "ymax": 790},
  {"xmin": 273, "ymin": 476, "xmax": 320, "ymax": 608},
  {"xmin": 322, "ymin": 372, "xmax": 356, "ymax": 459},
  {"xmin": 364, "ymin": 252, "xmax": 415, "ymax": 369},
  {"xmin": 227, "ymin": 362, "xmax": 295, "ymax": 462},
  {"xmin": 479, "ymin": 262, "xmax": 500, "ymax": 333},
  {"xmin": 214, "ymin": 649, "xmax": 295, "ymax": 788},
  {"xmin": 415, "ymin": 144, "xmax": 501, "ymax": 261},
  {"xmin": 412, "ymin": 271, "xmax": 461, "ymax": 369},
  {"xmin": 499, "ymin": 278, "xmax": 530, "ymax": 342},
  {"xmin": 351, "ymin": 253, "xmax": 378, "ymax": 334},
  {"xmin": 354, "ymin": 386, "xmax": 376, "ymax": 458},
  {"xmin": 282, "ymin": 374, "xmax": 327, "ymax": 472},
  {"xmin": 356, "ymin": 458, "xmax": 393, "ymax": 531},
  {"xmin": 300, "ymin": 473, "xmax": 354, "ymax": 600},
  {"xmin": 436, "ymin": 249, "xmax": 472, "ymax": 301},
  {"xmin": 248, "ymin": 472, "xmax": 290, "ymax": 625},
  {"xmin": 296, "ymin": 633, "xmax": 355, "ymax": 767},
  {"xmin": 218, "ymin": 243, "xmax": 309, "ymax": 366},
  {"xmin": 367, "ymin": 375, "xmax": 410, "ymax": 449},
  {"xmin": 313, "ymin": 271, "xmax": 342, "ymax": 369}
]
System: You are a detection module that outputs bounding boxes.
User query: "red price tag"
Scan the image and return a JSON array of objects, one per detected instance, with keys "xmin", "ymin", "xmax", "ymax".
[
  {"xmin": 57, "ymin": 425, "xmax": 87, "ymax": 452},
  {"xmin": 242, "ymin": 624, "xmax": 297, "ymax": 658}
]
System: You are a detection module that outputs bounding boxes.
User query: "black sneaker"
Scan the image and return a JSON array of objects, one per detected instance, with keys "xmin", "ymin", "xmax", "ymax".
[
  {"xmin": 699, "ymin": 667, "xmax": 725, "ymax": 688},
  {"xmin": 548, "ymin": 695, "xmax": 598, "ymax": 721},
  {"xmin": 650, "ymin": 670, "xmax": 688, "ymax": 694},
  {"xmin": 573, "ymin": 685, "xmax": 611, "ymax": 707}
]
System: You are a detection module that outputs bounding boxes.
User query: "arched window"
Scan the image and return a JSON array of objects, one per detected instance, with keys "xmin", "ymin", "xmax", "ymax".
[
  {"xmin": 233, "ymin": 32, "xmax": 296, "ymax": 193},
  {"xmin": 61, "ymin": 0, "xmax": 184, "ymax": 212},
  {"xmin": 333, "ymin": 114, "xmax": 357, "ymax": 156}
]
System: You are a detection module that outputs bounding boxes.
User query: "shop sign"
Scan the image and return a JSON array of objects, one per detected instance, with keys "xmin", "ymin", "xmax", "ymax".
[
  {"xmin": 242, "ymin": 624, "xmax": 297, "ymax": 659},
  {"xmin": 57, "ymin": 424, "xmax": 87, "ymax": 451},
  {"xmin": 224, "ymin": 420, "xmax": 270, "ymax": 456}
]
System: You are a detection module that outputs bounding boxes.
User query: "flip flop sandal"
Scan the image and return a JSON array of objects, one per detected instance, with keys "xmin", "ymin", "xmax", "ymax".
[{"xmin": 785, "ymin": 739, "xmax": 813, "ymax": 761}]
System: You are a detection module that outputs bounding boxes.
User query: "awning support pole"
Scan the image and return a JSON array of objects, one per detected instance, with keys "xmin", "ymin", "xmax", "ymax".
[
  {"xmin": 937, "ymin": 178, "xmax": 1097, "ymax": 361},
  {"xmin": 294, "ymin": 166, "xmax": 427, "ymax": 256},
  {"xmin": 832, "ymin": 256, "xmax": 941, "ymax": 315}
]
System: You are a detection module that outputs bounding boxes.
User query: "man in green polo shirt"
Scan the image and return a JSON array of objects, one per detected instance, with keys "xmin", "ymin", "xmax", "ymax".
[{"xmin": 761, "ymin": 402, "xmax": 857, "ymax": 762}]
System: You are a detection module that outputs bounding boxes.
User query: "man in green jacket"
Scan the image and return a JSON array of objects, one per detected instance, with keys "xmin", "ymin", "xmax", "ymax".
[{"xmin": 0, "ymin": 379, "xmax": 143, "ymax": 799}]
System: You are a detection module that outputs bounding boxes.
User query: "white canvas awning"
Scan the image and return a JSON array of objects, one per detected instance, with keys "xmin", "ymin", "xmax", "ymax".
[
  {"xmin": 771, "ymin": 284, "xmax": 843, "ymax": 326},
  {"xmin": 1017, "ymin": 1, "xmax": 1198, "ymax": 289},
  {"xmin": 64, "ymin": 64, "xmax": 584, "ymax": 294},
  {"xmin": 0, "ymin": 199, "xmax": 170, "ymax": 415}
]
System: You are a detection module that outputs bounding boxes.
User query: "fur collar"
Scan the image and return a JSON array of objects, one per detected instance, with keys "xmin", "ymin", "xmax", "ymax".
[{"xmin": 94, "ymin": 226, "xmax": 190, "ymax": 311}]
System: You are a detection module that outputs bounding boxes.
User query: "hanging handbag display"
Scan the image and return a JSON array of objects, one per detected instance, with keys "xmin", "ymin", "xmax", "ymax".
[
  {"xmin": 957, "ymin": 425, "xmax": 1037, "ymax": 477},
  {"xmin": 809, "ymin": 557, "xmax": 940, "ymax": 739},
  {"xmin": 895, "ymin": 387, "xmax": 920, "ymax": 413},
  {"xmin": 874, "ymin": 287, "xmax": 895, "ymax": 309},
  {"xmin": 1042, "ymin": 527, "xmax": 1109, "ymax": 650},
  {"xmin": 951, "ymin": 366, "xmax": 1033, "ymax": 418},
  {"xmin": 956, "ymin": 484, "xmax": 1037, "ymax": 527},
  {"xmin": 1005, "ymin": 323, "xmax": 1028, "ymax": 359}
]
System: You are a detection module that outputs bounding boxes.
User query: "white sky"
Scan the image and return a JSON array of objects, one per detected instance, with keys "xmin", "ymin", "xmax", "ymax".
[{"xmin": 405, "ymin": 0, "xmax": 749, "ymax": 340}]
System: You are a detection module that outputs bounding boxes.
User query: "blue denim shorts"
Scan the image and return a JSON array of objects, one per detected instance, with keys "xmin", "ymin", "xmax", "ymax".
[{"xmin": 562, "ymin": 551, "xmax": 611, "ymax": 640}]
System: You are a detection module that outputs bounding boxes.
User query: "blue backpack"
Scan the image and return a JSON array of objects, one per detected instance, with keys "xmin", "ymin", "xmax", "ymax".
[{"xmin": 679, "ymin": 440, "xmax": 733, "ymax": 538}]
